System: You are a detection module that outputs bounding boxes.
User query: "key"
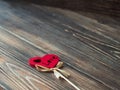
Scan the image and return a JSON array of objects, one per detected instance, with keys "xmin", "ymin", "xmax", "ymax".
[
  {"xmin": 28, "ymin": 54, "xmax": 81, "ymax": 90},
  {"xmin": 53, "ymin": 70, "xmax": 81, "ymax": 90}
]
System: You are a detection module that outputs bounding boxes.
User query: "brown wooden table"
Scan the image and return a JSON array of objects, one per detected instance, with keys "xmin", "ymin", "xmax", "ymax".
[{"xmin": 0, "ymin": 1, "xmax": 120, "ymax": 90}]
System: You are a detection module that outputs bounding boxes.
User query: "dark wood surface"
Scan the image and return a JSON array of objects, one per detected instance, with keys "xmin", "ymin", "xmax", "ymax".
[
  {"xmin": 5, "ymin": 0, "xmax": 120, "ymax": 17},
  {"xmin": 0, "ymin": 1, "xmax": 120, "ymax": 90}
]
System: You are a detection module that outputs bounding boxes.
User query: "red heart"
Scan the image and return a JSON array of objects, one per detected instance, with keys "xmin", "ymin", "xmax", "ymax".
[{"xmin": 28, "ymin": 54, "xmax": 60, "ymax": 68}]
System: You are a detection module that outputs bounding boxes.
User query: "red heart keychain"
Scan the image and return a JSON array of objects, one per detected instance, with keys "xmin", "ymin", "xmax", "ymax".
[{"xmin": 28, "ymin": 54, "xmax": 80, "ymax": 90}]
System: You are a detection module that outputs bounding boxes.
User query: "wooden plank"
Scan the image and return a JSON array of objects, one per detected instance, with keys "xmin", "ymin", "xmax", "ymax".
[
  {"xmin": 0, "ymin": 1, "xmax": 120, "ymax": 90},
  {"xmin": 6, "ymin": 0, "xmax": 120, "ymax": 17},
  {"xmin": 0, "ymin": 26, "xmax": 111, "ymax": 90}
]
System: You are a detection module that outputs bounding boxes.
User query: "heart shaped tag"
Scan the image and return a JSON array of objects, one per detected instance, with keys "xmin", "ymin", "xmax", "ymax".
[
  {"xmin": 28, "ymin": 54, "xmax": 59, "ymax": 68},
  {"xmin": 28, "ymin": 54, "xmax": 80, "ymax": 90}
]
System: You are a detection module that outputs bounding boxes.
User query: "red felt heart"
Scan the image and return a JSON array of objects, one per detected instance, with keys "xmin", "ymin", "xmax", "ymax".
[{"xmin": 28, "ymin": 54, "xmax": 60, "ymax": 68}]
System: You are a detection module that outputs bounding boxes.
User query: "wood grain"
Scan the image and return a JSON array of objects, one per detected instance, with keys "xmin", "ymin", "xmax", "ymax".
[
  {"xmin": 5, "ymin": 0, "xmax": 120, "ymax": 17},
  {"xmin": 0, "ymin": 1, "xmax": 120, "ymax": 90}
]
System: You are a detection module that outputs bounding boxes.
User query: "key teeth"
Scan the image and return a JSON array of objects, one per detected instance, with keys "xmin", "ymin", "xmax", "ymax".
[
  {"xmin": 53, "ymin": 70, "xmax": 62, "ymax": 79},
  {"xmin": 56, "ymin": 75, "xmax": 60, "ymax": 79},
  {"xmin": 53, "ymin": 70, "xmax": 81, "ymax": 90}
]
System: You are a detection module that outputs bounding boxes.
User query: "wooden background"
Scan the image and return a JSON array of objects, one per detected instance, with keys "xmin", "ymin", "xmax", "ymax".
[
  {"xmin": 5, "ymin": 0, "xmax": 120, "ymax": 17},
  {"xmin": 0, "ymin": 0, "xmax": 120, "ymax": 90}
]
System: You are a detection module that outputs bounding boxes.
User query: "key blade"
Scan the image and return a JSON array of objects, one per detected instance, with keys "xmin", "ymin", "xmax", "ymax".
[
  {"xmin": 53, "ymin": 70, "xmax": 81, "ymax": 90},
  {"xmin": 61, "ymin": 75, "xmax": 81, "ymax": 90},
  {"xmin": 53, "ymin": 70, "xmax": 62, "ymax": 79}
]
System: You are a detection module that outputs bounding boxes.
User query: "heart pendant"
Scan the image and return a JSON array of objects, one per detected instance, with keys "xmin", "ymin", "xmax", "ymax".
[{"xmin": 28, "ymin": 54, "xmax": 59, "ymax": 68}]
